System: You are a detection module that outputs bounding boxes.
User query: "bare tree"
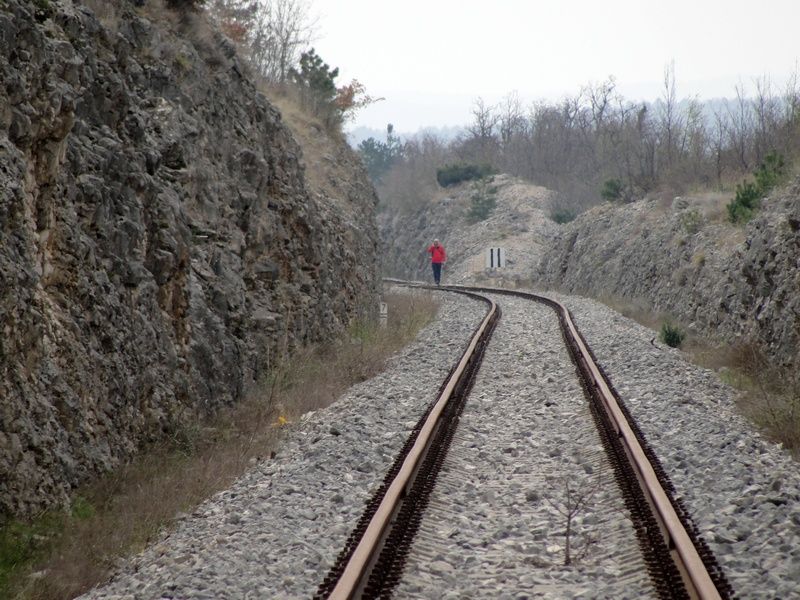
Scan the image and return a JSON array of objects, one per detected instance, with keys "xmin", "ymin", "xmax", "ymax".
[
  {"xmin": 545, "ymin": 475, "xmax": 600, "ymax": 566},
  {"xmin": 249, "ymin": 0, "xmax": 318, "ymax": 82},
  {"xmin": 462, "ymin": 97, "xmax": 500, "ymax": 165},
  {"xmin": 726, "ymin": 83, "xmax": 754, "ymax": 171},
  {"xmin": 711, "ymin": 108, "xmax": 728, "ymax": 189},
  {"xmin": 467, "ymin": 97, "xmax": 499, "ymax": 141},
  {"xmin": 498, "ymin": 92, "xmax": 525, "ymax": 145},
  {"xmin": 781, "ymin": 66, "xmax": 800, "ymax": 159},
  {"xmin": 585, "ymin": 77, "xmax": 616, "ymax": 131},
  {"xmin": 658, "ymin": 61, "xmax": 683, "ymax": 170},
  {"xmin": 752, "ymin": 75, "xmax": 780, "ymax": 164}
]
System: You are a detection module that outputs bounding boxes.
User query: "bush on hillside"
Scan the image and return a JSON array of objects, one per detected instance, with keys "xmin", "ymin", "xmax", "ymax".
[
  {"xmin": 754, "ymin": 151, "xmax": 786, "ymax": 192},
  {"xmin": 551, "ymin": 208, "xmax": 576, "ymax": 224},
  {"xmin": 467, "ymin": 177, "xmax": 498, "ymax": 223},
  {"xmin": 660, "ymin": 322, "xmax": 685, "ymax": 348},
  {"xmin": 727, "ymin": 181, "xmax": 761, "ymax": 223},
  {"xmin": 727, "ymin": 151, "xmax": 787, "ymax": 224},
  {"xmin": 679, "ymin": 208, "xmax": 703, "ymax": 234},
  {"xmin": 436, "ymin": 163, "xmax": 496, "ymax": 188},
  {"xmin": 31, "ymin": 0, "xmax": 53, "ymax": 20},
  {"xmin": 600, "ymin": 178, "xmax": 627, "ymax": 202}
]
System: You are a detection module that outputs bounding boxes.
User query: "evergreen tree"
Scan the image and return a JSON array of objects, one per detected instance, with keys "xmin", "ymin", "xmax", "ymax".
[
  {"xmin": 289, "ymin": 50, "xmax": 338, "ymax": 105},
  {"xmin": 358, "ymin": 124, "xmax": 404, "ymax": 183}
]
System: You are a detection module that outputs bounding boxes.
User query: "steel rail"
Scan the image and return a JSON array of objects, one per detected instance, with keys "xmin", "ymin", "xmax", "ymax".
[
  {"xmin": 559, "ymin": 301, "xmax": 720, "ymax": 600},
  {"xmin": 443, "ymin": 282, "xmax": 726, "ymax": 600},
  {"xmin": 324, "ymin": 290, "xmax": 498, "ymax": 600}
]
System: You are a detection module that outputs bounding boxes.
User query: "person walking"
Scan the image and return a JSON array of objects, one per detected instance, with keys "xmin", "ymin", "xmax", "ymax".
[{"xmin": 426, "ymin": 239, "xmax": 447, "ymax": 285}]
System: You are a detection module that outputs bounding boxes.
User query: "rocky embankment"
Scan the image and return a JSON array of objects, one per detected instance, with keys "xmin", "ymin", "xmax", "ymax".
[
  {"xmin": 536, "ymin": 183, "xmax": 800, "ymax": 369},
  {"xmin": 379, "ymin": 174, "xmax": 558, "ymax": 285},
  {"xmin": 0, "ymin": 0, "xmax": 378, "ymax": 519},
  {"xmin": 381, "ymin": 171, "xmax": 800, "ymax": 370}
]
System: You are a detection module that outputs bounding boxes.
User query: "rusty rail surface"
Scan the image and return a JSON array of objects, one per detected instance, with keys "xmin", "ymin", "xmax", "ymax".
[
  {"xmin": 317, "ymin": 280, "xmax": 732, "ymax": 599},
  {"xmin": 446, "ymin": 283, "xmax": 732, "ymax": 600},
  {"xmin": 315, "ymin": 288, "xmax": 499, "ymax": 599}
]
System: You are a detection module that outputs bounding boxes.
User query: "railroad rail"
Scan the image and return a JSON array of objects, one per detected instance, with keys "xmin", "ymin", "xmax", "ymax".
[{"xmin": 316, "ymin": 281, "xmax": 733, "ymax": 599}]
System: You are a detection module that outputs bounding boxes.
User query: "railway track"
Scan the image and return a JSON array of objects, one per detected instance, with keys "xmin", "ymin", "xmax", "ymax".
[{"xmin": 315, "ymin": 282, "xmax": 733, "ymax": 599}]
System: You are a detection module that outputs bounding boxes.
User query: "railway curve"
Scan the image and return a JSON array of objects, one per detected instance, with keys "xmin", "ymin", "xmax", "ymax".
[{"xmin": 317, "ymin": 282, "xmax": 732, "ymax": 599}]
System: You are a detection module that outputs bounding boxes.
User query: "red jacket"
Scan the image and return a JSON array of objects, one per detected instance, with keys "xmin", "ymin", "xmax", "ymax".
[{"xmin": 427, "ymin": 244, "xmax": 447, "ymax": 263}]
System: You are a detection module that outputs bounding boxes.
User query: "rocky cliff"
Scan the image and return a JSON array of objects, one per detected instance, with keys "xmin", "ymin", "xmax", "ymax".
[
  {"xmin": 536, "ymin": 184, "xmax": 800, "ymax": 369},
  {"xmin": 0, "ymin": 0, "xmax": 378, "ymax": 520}
]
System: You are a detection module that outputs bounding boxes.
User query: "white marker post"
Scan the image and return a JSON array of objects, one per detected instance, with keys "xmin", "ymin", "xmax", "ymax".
[
  {"xmin": 379, "ymin": 301, "xmax": 388, "ymax": 328},
  {"xmin": 485, "ymin": 247, "xmax": 506, "ymax": 269}
]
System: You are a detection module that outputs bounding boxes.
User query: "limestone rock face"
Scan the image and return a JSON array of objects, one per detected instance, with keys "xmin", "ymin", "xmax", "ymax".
[
  {"xmin": 380, "ymin": 167, "xmax": 799, "ymax": 372},
  {"xmin": 0, "ymin": 0, "xmax": 378, "ymax": 519},
  {"xmin": 536, "ymin": 184, "xmax": 800, "ymax": 369}
]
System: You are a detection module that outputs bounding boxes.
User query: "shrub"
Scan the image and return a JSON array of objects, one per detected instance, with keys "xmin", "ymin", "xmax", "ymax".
[
  {"xmin": 660, "ymin": 322, "xmax": 685, "ymax": 348},
  {"xmin": 551, "ymin": 208, "xmax": 576, "ymax": 224},
  {"xmin": 727, "ymin": 181, "xmax": 761, "ymax": 223},
  {"xmin": 31, "ymin": 0, "xmax": 53, "ymax": 20},
  {"xmin": 467, "ymin": 177, "xmax": 497, "ymax": 223},
  {"xmin": 600, "ymin": 178, "xmax": 625, "ymax": 202},
  {"xmin": 754, "ymin": 151, "xmax": 786, "ymax": 192},
  {"xmin": 730, "ymin": 342, "xmax": 800, "ymax": 454},
  {"xmin": 679, "ymin": 208, "xmax": 703, "ymax": 234},
  {"xmin": 727, "ymin": 151, "xmax": 786, "ymax": 224},
  {"xmin": 436, "ymin": 163, "xmax": 495, "ymax": 188}
]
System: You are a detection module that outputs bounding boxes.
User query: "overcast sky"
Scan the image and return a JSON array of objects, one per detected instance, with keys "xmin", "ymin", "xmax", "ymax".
[{"xmin": 312, "ymin": 0, "xmax": 800, "ymax": 134}]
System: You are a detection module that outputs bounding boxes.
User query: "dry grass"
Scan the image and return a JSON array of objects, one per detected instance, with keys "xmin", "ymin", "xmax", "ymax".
[
  {"xmin": 725, "ymin": 343, "xmax": 800, "ymax": 455},
  {"xmin": 257, "ymin": 82, "xmax": 348, "ymax": 202},
  {"xmin": 595, "ymin": 294, "xmax": 666, "ymax": 332},
  {"xmin": 1, "ymin": 291, "xmax": 439, "ymax": 600},
  {"xmin": 596, "ymin": 295, "xmax": 800, "ymax": 455}
]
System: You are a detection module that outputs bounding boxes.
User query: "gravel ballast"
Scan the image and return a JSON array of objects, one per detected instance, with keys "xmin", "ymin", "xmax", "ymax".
[
  {"xmin": 394, "ymin": 295, "xmax": 655, "ymax": 599},
  {"xmin": 81, "ymin": 290, "xmax": 486, "ymax": 599},
  {"xmin": 549, "ymin": 291, "xmax": 800, "ymax": 599},
  {"xmin": 82, "ymin": 286, "xmax": 800, "ymax": 599}
]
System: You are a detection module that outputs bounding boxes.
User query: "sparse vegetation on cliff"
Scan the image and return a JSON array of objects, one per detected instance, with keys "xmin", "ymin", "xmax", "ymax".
[
  {"xmin": 467, "ymin": 176, "xmax": 498, "ymax": 223},
  {"xmin": 0, "ymin": 0, "xmax": 380, "ymax": 529},
  {"xmin": 727, "ymin": 152, "xmax": 787, "ymax": 223},
  {"xmin": 660, "ymin": 323, "xmax": 685, "ymax": 348},
  {"xmin": 206, "ymin": 0, "xmax": 378, "ymax": 132}
]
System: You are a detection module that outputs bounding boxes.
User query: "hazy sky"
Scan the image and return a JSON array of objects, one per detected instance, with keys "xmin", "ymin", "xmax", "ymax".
[{"xmin": 313, "ymin": 0, "xmax": 800, "ymax": 133}]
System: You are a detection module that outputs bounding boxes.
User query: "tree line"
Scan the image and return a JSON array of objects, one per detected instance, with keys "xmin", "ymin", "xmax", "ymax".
[{"xmin": 364, "ymin": 65, "xmax": 800, "ymax": 220}]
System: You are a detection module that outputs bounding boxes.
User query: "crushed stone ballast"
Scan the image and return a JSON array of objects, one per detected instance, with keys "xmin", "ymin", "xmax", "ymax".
[{"xmin": 317, "ymin": 281, "xmax": 731, "ymax": 599}]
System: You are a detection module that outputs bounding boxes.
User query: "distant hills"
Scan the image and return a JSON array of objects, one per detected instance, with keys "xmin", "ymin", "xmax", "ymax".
[{"xmin": 347, "ymin": 124, "xmax": 466, "ymax": 147}]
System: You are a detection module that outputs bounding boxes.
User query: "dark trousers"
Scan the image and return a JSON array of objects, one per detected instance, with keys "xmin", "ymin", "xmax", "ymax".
[{"xmin": 431, "ymin": 262, "xmax": 442, "ymax": 285}]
